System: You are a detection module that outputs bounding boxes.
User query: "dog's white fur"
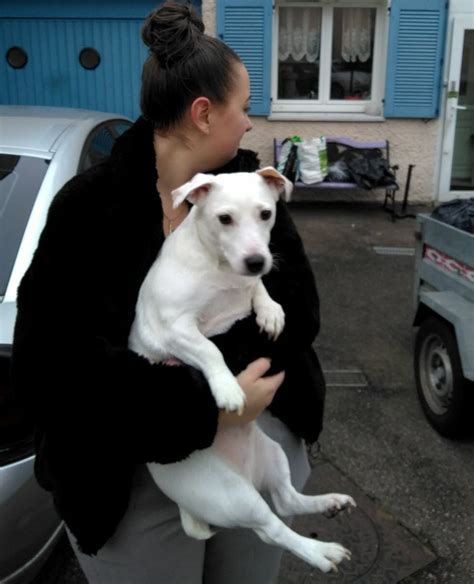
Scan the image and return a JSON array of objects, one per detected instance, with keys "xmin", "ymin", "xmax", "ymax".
[{"xmin": 128, "ymin": 167, "xmax": 355, "ymax": 572}]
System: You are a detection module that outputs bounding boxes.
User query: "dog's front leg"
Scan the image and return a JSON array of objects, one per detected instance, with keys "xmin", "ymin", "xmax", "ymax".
[
  {"xmin": 168, "ymin": 315, "xmax": 246, "ymax": 413},
  {"xmin": 252, "ymin": 280, "xmax": 285, "ymax": 340}
]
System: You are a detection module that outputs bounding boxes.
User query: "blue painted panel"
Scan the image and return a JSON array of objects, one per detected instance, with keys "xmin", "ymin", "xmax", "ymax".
[
  {"xmin": 384, "ymin": 0, "xmax": 448, "ymax": 118},
  {"xmin": 0, "ymin": 2, "xmax": 202, "ymax": 119},
  {"xmin": 0, "ymin": 18, "xmax": 148, "ymax": 119},
  {"xmin": 217, "ymin": 0, "xmax": 272, "ymax": 116},
  {"xmin": 0, "ymin": 1, "xmax": 201, "ymax": 19}
]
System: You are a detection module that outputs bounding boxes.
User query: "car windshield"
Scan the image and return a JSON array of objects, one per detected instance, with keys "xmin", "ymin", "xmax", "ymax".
[{"xmin": 0, "ymin": 154, "xmax": 49, "ymax": 298}]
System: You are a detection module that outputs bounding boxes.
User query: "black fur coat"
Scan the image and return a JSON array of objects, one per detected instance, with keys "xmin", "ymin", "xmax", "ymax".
[{"xmin": 11, "ymin": 117, "xmax": 326, "ymax": 555}]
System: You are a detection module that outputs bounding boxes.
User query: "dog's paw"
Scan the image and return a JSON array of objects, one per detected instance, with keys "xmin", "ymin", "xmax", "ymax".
[
  {"xmin": 210, "ymin": 375, "xmax": 247, "ymax": 414},
  {"xmin": 312, "ymin": 541, "xmax": 352, "ymax": 573},
  {"xmin": 255, "ymin": 300, "xmax": 285, "ymax": 340},
  {"xmin": 320, "ymin": 494, "xmax": 357, "ymax": 518}
]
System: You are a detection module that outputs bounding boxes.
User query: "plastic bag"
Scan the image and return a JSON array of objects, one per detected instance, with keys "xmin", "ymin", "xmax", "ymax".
[
  {"xmin": 297, "ymin": 137, "xmax": 328, "ymax": 184},
  {"xmin": 326, "ymin": 159, "xmax": 351, "ymax": 183},
  {"xmin": 431, "ymin": 198, "xmax": 474, "ymax": 234},
  {"xmin": 277, "ymin": 137, "xmax": 301, "ymax": 182}
]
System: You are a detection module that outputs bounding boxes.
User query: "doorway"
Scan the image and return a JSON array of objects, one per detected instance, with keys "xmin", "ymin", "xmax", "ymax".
[{"xmin": 439, "ymin": 15, "xmax": 474, "ymax": 200}]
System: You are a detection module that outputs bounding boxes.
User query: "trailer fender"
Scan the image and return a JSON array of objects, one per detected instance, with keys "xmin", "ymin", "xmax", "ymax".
[{"xmin": 416, "ymin": 290, "xmax": 474, "ymax": 381}]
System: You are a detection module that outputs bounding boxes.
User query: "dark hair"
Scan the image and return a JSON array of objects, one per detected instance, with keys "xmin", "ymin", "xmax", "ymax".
[{"xmin": 140, "ymin": 2, "xmax": 242, "ymax": 132}]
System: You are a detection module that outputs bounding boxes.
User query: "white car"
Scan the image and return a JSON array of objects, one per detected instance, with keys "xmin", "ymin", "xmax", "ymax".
[{"xmin": 0, "ymin": 106, "xmax": 132, "ymax": 583}]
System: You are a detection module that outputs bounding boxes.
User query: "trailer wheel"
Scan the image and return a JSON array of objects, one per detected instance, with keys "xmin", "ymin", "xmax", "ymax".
[{"xmin": 414, "ymin": 317, "xmax": 473, "ymax": 438}]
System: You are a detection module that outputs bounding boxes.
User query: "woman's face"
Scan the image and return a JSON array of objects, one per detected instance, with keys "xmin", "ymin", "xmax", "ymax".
[{"xmin": 208, "ymin": 62, "xmax": 253, "ymax": 166}]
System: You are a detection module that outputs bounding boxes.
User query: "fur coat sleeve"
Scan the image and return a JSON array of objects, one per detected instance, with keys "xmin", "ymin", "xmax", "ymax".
[
  {"xmin": 11, "ymin": 158, "xmax": 222, "ymax": 553},
  {"xmin": 12, "ymin": 165, "xmax": 220, "ymax": 466}
]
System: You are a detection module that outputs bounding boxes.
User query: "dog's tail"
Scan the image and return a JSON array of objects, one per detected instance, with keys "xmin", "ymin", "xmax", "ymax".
[{"xmin": 179, "ymin": 507, "xmax": 216, "ymax": 540}]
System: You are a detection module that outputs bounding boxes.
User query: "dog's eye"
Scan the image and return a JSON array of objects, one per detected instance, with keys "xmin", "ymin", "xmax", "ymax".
[
  {"xmin": 260, "ymin": 210, "xmax": 272, "ymax": 221},
  {"xmin": 218, "ymin": 214, "xmax": 233, "ymax": 225}
]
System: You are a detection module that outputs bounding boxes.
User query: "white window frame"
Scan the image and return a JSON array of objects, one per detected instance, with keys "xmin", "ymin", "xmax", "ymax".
[{"xmin": 271, "ymin": 0, "xmax": 388, "ymax": 118}]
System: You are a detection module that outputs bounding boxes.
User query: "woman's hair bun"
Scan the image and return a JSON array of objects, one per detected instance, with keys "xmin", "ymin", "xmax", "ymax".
[{"xmin": 142, "ymin": 2, "xmax": 205, "ymax": 67}]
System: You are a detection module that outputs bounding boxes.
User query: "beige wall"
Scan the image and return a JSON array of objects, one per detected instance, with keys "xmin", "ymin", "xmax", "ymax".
[
  {"xmin": 240, "ymin": 118, "xmax": 440, "ymax": 203},
  {"xmin": 202, "ymin": 0, "xmax": 216, "ymax": 35},
  {"xmin": 202, "ymin": 0, "xmax": 440, "ymax": 203}
]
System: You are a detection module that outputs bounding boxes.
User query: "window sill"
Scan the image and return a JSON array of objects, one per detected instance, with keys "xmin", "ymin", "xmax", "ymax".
[{"xmin": 267, "ymin": 112, "xmax": 386, "ymax": 123}]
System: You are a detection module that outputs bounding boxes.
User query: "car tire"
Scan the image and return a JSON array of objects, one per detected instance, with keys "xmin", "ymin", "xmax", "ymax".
[{"xmin": 414, "ymin": 316, "xmax": 473, "ymax": 438}]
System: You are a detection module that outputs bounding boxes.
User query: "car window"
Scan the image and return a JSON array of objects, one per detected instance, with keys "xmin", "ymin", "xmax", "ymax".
[
  {"xmin": 0, "ymin": 345, "xmax": 34, "ymax": 462},
  {"xmin": 80, "ymin": 125, "xmax": 115, "ymax": 172},
  {"xmin": 79, "ymin": 119, "xmax": 132, "ymax": 174},
  {"xmin": 0, "ymin": 155, "xmax": 49, "ymax": 298},
  {"xmin": 110, "ymin": 121, "xmax": 133, "ymax": 137}
]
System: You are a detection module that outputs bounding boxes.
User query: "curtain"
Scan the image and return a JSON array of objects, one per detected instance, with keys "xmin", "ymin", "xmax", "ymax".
[
  {"xmin": 341, "ymin": 8, "xmax": 372, "ymax": 63},
  {"xmin": 278, "ymin": 7, "xmax": 321, "ymax": 63}
]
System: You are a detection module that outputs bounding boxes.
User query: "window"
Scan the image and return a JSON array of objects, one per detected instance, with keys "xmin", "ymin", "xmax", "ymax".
[
  {"xmin": 6, "ymin": 46, "xmax": 28, "ymax": 69},
  {"xmin": 79, "ymin": 47, "xmax": 101, "ymax": 70},
  {"xmin": 0, "ymin": 343, "xmax": 35, "ymax": 464},
  {"xmin": 78, "ymin": 120, "xmax": 132, "ymax": 173},
  {"xmin": 272, "ymin": 1, "xmax": 387, "ymax": 115},
  {"xmin": 218, "ymin": 0, "xmax": 447, "ymax": 119},
  {"xmin": 0, "ymin": 155, "xmax": 49, "ymax": 298}
]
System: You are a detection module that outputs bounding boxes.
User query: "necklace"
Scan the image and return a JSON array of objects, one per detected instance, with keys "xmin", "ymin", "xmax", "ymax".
[{"xmin": 162, "ymin": 203, "xmax": 188, "ymax": 235}]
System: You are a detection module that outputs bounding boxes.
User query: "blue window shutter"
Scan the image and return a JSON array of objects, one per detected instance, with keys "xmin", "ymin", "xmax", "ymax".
[
  {"xmin": 217, "ymin": 0, "xmax": 272, "ymax": 116},
  {"xmin": 384, "ymin": 0, "xmax": 448, "ymax": 118}
]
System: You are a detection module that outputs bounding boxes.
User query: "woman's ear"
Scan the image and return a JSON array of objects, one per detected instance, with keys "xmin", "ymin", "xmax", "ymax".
[
  {"xmin": 190, "ymin": 97, "xmax": 212, "ymax": 135},
  {"xmin": 171, "ymin": 173, "xmax": 215, "ymax": 207}
]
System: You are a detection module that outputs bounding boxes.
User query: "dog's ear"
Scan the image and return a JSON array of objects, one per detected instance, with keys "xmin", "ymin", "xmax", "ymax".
[
  {"xmin": 256, "ymin": 167, "xmax": 292, "ymax": 202},
  {"xmin": 171, "ymin": 173, "xmax": 215, "ymax": 208}
]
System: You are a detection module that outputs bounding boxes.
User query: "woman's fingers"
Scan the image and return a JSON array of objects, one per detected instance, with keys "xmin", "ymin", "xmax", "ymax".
[
  {"xmin": 217, "ymin": 359, "xmax": 285, "ymax": 428},
  {"xmin": 243, "ymin": 357, "xmax": 272, "ymax": 380}
]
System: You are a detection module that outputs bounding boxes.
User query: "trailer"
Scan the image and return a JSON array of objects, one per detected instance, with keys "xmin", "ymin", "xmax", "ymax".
[{"xmin": 413, "ymin": 213, "xmax": 474, "ymax": 437}]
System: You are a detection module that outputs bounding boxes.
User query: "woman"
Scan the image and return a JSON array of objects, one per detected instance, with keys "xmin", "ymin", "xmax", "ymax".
[{"xmin": 12, "ymin": 3, "xmax": 325, "ymax": 583}]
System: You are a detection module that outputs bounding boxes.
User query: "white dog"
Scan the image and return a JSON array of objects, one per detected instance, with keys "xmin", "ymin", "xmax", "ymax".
[{"xmin": 128, "ymin": 167, "xmax": 355, "ymax": 572}]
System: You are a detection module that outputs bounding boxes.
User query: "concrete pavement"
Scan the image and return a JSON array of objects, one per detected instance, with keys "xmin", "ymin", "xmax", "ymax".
[{"xmin": 277, "ymin": 200, "xmax": 474, "ymax": 583}]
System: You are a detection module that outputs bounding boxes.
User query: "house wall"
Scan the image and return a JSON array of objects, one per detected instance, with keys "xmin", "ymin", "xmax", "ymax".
[
  {"xmin": 239, "ymin": 118, "xmax": 439, "ymax": 203},
  {"xmin": 203, "ymin": 0, "xmax": 442, "ymax": 204}
]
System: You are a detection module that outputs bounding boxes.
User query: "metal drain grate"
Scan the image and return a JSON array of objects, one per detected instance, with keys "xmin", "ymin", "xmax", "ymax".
[
  {"xmin": 372, "ymin": 246, "xmax": 415, "ymax": 256},
  {"xmin": 280, "ymin": 461, "xmax": 437, "ymax": 583},
  {"xmin": 324, "ymin": 369, "xmax": 369, "ymax": 388}
]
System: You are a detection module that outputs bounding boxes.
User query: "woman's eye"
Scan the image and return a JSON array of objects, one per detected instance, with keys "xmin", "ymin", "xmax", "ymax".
[
  {"xmin": 260, "ymin": 210, "xmax": 272, "ymax": 221},
  {"xmin": 218, "ymin": 214, "xmax": 233, "ymax": 225}
]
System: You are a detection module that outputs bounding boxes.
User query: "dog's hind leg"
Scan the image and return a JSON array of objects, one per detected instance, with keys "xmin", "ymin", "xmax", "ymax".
[
  {"xmin": 179, "ymin": 507, "xmax": 215, "ymax": 540},
  {"xmin": 256, "ymin": 430, "xmax": 356, "ymax": 518},
  {"xmin": 147, "ymin": 452, "xmax": 350, "ymax": 572}
]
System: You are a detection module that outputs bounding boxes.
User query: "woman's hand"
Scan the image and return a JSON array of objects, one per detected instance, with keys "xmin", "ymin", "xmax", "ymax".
[{"xmin": 218, "ymin": 358, "xmax": 284, "ymax": 428}]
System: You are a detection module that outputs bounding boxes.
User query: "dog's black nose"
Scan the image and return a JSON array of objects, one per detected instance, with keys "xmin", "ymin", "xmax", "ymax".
[{"xmin": 245, "ymin": 255, "xmax": 265, "ymax": 274}]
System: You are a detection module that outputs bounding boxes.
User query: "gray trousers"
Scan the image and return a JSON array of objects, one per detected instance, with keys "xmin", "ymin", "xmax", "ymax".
[{"xmin": 67, "ymin": 412, "xmax": 311, "ymax": 584}]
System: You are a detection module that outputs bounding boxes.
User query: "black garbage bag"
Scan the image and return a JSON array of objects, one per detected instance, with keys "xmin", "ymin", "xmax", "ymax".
[
  {"xmin": 431, "ymin": 198, "xmax": 474, "ymax": 234},
  {"xmin": 324, "ymin": 144, "xmax": 397, "ymax": 189},
  {"xmin": 342, "ymin": 148, "xmax": 397, "ymax": 189}
]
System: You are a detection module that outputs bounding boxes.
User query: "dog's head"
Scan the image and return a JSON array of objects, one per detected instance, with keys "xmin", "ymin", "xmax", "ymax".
[{"xmin": 171, "ymin": 167, "xmax": 292, "ymax": 277}]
